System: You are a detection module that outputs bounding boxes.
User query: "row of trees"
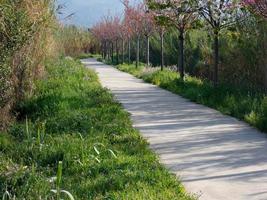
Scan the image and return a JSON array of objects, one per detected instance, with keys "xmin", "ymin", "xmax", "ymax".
[
  {"xmin": 245, "ymin": 0, "xmax": 267, "ymax": 18},
  {"xmin": 91, "ymin": 0, "xmax": 267, "ymax": 86},
  {"xmin": 91, "ymin": 1, "xmax": 157, "ymax": 68}
]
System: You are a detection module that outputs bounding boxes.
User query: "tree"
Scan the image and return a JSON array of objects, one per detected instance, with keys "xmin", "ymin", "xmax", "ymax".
[
  {"xmin": 92, "ymin": 14, "xmax": 122, "ymax": 64},
  {"xmin": 121, "ymin": 17, "xmax": 133, "ymax": 64},
  {"xmin": 92, "ymin": 20, "xmax": 109, "ymax": 59},
  {"xmin": 155, "ymin": 19, "xmax": 169, "ymax": 71},
  {"xmin": 123, "ymin": 0, "xmax": 144, "ymax": 68},
  {"xmin": 196, "ymin": 0, "xmax": 243, "ymax": 86},
  {"xmin": 244, "ymin": 0, "xmax": 267, "ymax": 18},
  {"xmin": 146, "ymin": 0, "xmax": 170, "ymax": 71},
  {"xmin": 142, "ymin": 6, "xmax": 156, "ymax": 66},
  {"xmin": 120, "ymin": 21, "xmax": 127, "ymax": 63},
  {"xmin": 112, "ymin": 15, "xmax": 122, "ymax": 64},
  {"xmin": 147, "ymin": 0, "xmax": 197, "ymax": 80}
]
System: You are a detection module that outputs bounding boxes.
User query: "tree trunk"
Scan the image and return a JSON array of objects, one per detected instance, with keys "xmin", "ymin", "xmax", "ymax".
[
  {"xmin": 128, "ymin": 39, "xmax": 131, "ymax": 64},
  {"xmin": 264, "ymin": 55, "xmax": 267, "ymax": 91},
  {"xmin": 160, "ymin": 30, "xmax": 164, "ymax": 71},
  {"xmin": 107, "ymin": 42, "xmax": 110, "ymax": 60},
  {"xmin": 122, "ymin": 39, "xmax": 125, "ymax": 63},
  {"xmin": 116, "ymin": 40, "xmax": 119, "ymax": 64},
  {"xmin": 179, "ymin": 30, "xmax": 185, "ymax": 81},
  {"xmin": 102, "ymin": 43, "xmax": 104, "ymax": 59},
  {"xmin": 100, "ymin": 42, "xmax": 103, "ymax": 58},
  {"xmin": 262, "ymin": 25, "xmax": 267, "ymax": 90},
  {"xmin": 111, "ymin": 42, "xmax": 114, "ymax": 63},
  {"xmin": 110, "ymin": 45, "xmax": 112, "ymax": 60},
  {"xmin": 136, "ymin": 35, "xmax": 140, "ymax": 68},
  {"xmin": 146, "ymin": 36, "xmax": 150, "ymax": 66},
  {"xmin": 104, "ymin": 41, "xmax": 107, "ymax": 59},
  {"xmin": 214, "ymin": 30, "xmax": 219, "ymax": 87}
]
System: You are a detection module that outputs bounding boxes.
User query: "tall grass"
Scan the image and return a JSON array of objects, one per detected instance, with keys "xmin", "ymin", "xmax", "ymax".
[
  {"xmin": 0, "ymin": 1, "xmax": 97, "ymax": 130},
  {"xmin": 55, "ymin": 25, "xmax": 95, "ymax": 58},
  {"xmin": 0, "ymin": 0, "xmax": 56, "ymax": 129}
]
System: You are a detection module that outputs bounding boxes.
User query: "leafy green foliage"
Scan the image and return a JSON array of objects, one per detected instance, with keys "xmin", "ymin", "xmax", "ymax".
[
  {"xmin": 149, "ymin": 20, "xmax": 267, "ymax": 89},
  {"xmin": 0, "ymin": 58, "xmax": 193, "ymax": 200},
  {"xmin": 117, "ymin": 63, "xmax": 145, "ymax": 77}
]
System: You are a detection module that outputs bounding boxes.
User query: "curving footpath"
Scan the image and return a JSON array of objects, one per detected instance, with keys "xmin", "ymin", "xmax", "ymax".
[{"xmin": 82, "ymin": 58, "xmax": 267, "ymax": 200}]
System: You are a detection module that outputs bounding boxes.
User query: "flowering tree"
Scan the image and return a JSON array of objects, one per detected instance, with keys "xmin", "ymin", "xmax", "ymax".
[
  {"xmin": 244, "ymin": 0, "xmax": 267, "ymax": 19},
  {"xmin": 123, "ymin": 0, "xmax": 144, "ymax": 67},
  {"xmin": 142, "ymin": 6, "xmax": 156, "ymax": 66},
  {"xmin": 147, "ymin": 0, "xmax": 197, "ymax": 80},
  {"xmin": 92, "ymin": 14, "xmax": 122, "ymax": 63},
  {"xmin": 121, "ymin": 17, "xmax": 133, "ymax": 63},
  {"xmin": 120, "ymin": 21, "xmax": 127, "ymax": 63},
  {"xmin": 91, "ymin": 22, "xmax": 107, "ymax": 59},
  {"xmin": 146, "ymin": 0, "xmax": 170, "ymax": 70},
  {"xmin": 112, "ymin": 15, "xmax": 123, "ymax": 64},
  {"xmin": 197, "ymin": 0, "xmax": 243, "ymax": 86}
]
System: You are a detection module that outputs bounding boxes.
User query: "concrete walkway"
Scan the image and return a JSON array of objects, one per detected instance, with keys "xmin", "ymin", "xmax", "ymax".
[{"xmin": 82, "ymin": 58, "xmax": 267, "ymax": 200}]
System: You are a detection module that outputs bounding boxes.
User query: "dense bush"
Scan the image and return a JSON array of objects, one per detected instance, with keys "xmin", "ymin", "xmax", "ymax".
[
  {"xmin": 0, "ymin": 1, "xmax": 98, "ymax": 129},
  {"xmin": 0, "ymin": 0, "xmax": 56, "ymax": 129}
]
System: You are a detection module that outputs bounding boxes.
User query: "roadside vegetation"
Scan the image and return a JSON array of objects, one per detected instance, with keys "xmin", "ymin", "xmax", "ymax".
[
  {"xmin": 116, "ymin": 63, "xmax": 267, "ymax": 133},
  {"xmin": 0, "ymin": 58, "xmax": 194, "ymax": 199},
  {"xmin": 0, "ymin": 1, "xmax": 195, "ymax": 199},
  {"xmin": 0, "ymin": 0, "xmax": 56, "ymax": 129},
  {"xmin": 0, "ymin": 0, "xmax": 95, "ymax": 130},
  {"xmin": 1, "ymin": 0, "xmax": 267, "ymax": 198}
]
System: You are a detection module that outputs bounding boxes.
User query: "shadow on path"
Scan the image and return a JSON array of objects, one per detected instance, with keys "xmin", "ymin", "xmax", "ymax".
[{"xmin": 82, "ymin": 58, "xmax": 267, "ymax": 200}]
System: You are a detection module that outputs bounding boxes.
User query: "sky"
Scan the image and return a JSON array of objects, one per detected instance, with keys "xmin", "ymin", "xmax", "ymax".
[{"xmin": 57, "ymin": 0, "xmax": 140, "ymax": 28}]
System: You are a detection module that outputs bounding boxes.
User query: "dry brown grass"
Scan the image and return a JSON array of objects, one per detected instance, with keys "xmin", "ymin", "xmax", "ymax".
[{"xmin": 57, "ymin": 25, "xmax": 93, "ymax": 57}]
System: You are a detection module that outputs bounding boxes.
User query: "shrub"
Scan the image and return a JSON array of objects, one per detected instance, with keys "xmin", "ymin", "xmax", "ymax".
[{"xmin": 0, "ymin": 0, "xmax": 56, "ymax": 129}]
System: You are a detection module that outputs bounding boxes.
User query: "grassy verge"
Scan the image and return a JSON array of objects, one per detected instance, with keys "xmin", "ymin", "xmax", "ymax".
[
  {"xmin": 76, "ymin": 53, "xmax": 102, "ymax": 60},
  {"xmin": 0, "ymin": 58, "xmax": 193, "ymax": 200},
  {"xmin": 116, "ymin": 63, "xmax": 267, "ymax": 133}
]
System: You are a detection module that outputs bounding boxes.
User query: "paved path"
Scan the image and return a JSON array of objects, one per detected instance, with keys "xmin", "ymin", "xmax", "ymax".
[{"xmin": 82, "ymin": 58, "xmax": 267, "ymax": 200}]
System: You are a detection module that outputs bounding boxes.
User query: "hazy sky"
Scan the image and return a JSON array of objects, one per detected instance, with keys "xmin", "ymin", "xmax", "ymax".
[{"xmin": 57, "ymin": 0, "xmax": 140, "ymax": 28}]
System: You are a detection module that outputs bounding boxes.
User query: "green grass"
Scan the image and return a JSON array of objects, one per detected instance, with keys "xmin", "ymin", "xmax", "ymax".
[
  {"xmin": 116, "ymin": 63, "xmax": 267, "ymax": 133},
  {"xmin": 76, "ymin": 53, "xmax": 102, "ymax": 60},
  {"xmin": 117, "ymin": 63, "xmax": 145, "ymax": 77},
  {"xmin": 0, "ymin": 58, "xmax": 194, "ymax": 200}
]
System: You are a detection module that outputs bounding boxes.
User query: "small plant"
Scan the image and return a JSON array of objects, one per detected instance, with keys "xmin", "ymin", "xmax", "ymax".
[
  {"xmin": 2, "ymin": 190, "xmax": 15, "ymax": 200},
  {"xmin": 25, "ymin": 116, "xmax": 32, "ymax": 141},
  {"xmin": 50, "ymin": 161, "xmax": 74, "ymax": 200},
  {"xmin": 36, "ymin": 121, "xmax": 46, "ymax": 150},
  {"xmin": 96, "ymin": 57, "xmax": 103, "ymax": 62},
  {"xmin": 93, "ymin": 143, "xmax": 118, "ymax": 162}
]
